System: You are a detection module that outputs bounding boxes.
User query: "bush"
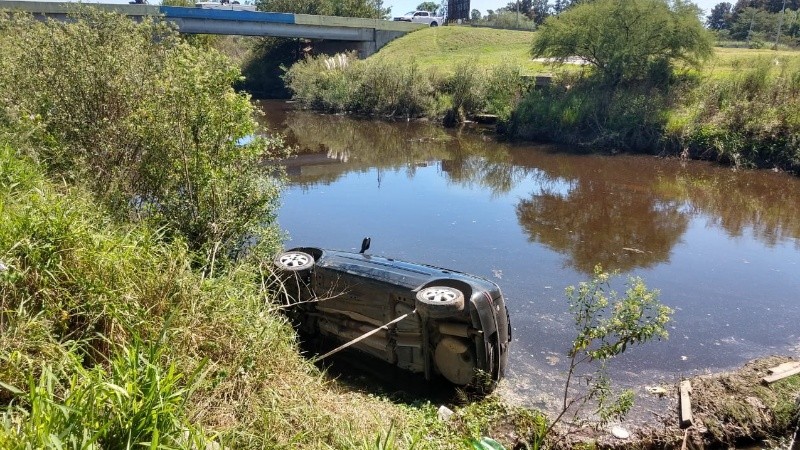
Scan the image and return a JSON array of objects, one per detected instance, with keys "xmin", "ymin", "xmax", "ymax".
[
  {"xmin": 284, "ymin": 53, "xmax": 436, "ymax": 118},
  {"xmin": 509, "ymin": 74, "xmax": 670, "ymax": 151},
  {"xmin": 473, "ymin": 10, "xmax": 537, "ymax": 30},
  {"xmin": 285, "ymin": 53, "xmax": 527, "ymax": 123},
  {"xmin": 0, "ymin": 9, "xmax": 285, "ymax": 270},
  {"xmin": 484, "ymin": 64, "xmax": 528, "ymax": 120},
  {"xmin": 675, "ymin": 58, "xmax": 800, "ymax": 173}
]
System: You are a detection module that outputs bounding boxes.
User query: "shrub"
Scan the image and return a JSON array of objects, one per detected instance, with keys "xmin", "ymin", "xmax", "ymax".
[
  {"xmin": 284, "ymin": 53, "xmax": 436, "ymax": 118},
  {"xmin": 0, "ymin": 9, "xmax": 285, "ymax": 270},
  {"xmin": 285, "ymin": 53, "xmax": 527, "ymax": 123},
  {"xmin": 676, "ymin": 58, "xmax": 800, "ymax": 173},
  {"xmin": 484, "ymin": 64, "xmax": 528, "ymax": 120},
  {"xmin": 441, "ymin": 61, "xmax": 486, "ymax": 125},
  {"xmin": 509, "ymin": 74, "xmax": 669, "ymax": 151}
]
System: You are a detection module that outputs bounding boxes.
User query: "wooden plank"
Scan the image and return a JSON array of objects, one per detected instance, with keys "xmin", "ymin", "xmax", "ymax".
[
  {"xmin": 762, "ymin": 365, "xmax": 800, "ymax": 385},
  {"xmin": 767, "ymin": 362, "xmax": 800, "ymax": 375},
  {"xmin": 679, "ymin": 380, "xmax": 693, "ymax": 428}
]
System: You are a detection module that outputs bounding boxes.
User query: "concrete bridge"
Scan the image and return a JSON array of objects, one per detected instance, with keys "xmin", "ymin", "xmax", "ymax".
[{"xmin": 0, "ymin": 1, "xmax": 425, "ymax": 56}]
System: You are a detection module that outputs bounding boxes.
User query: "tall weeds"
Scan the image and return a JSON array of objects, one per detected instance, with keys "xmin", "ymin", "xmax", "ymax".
[
  {"xmin": 284, "ymin": 53, "xmax": 436, "ymax": 118},
  {"xmin": 509, "ymin": 72, "xmax": 670, "ymax": 151},
  {"xmin": 673, "ymin": 58, "xmax": 800, "ymax": 172},
  {"xmin": 1, "ymin": 341, "xmax": 211, "ymax": 450},
  {"xmin": 284, "ymin": 53, "xmax": 528, "ymax": 123}
]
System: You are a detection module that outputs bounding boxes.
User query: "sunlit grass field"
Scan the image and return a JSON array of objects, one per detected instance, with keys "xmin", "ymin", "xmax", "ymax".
[
  {"xmin": 702, "ymin": 47, "xmax": 800, "ymax": 78},
  {"xmin": 371, "ymin": 26, "xmax": 551, "ymax": 75},
  {"xmin": 372, "ymin": 26, "xmax": 800, "ymax": 78}
]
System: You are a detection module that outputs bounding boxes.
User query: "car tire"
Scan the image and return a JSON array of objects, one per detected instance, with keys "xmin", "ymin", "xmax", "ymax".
[
  {"xmin": 275, "ymin": 251, "xmax": 315, "ymax": 272},
  {"xmin": 415, "ymin": 286, "xmax": 464, "ymax": 318},
  {"xmin": 430, "ymin": 21, "xmax": 438, "ymax": 27}
]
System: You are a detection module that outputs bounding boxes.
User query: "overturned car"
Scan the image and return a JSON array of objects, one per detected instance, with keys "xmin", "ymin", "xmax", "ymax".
[{"xmin": 274, "ymin": 239, "xmax": 511, "ymax": 391}]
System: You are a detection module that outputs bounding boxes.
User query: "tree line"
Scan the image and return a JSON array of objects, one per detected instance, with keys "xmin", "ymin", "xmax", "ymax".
[{"xmin": 707, "ymin": 0, "xmax": 799, "ymax": 46}]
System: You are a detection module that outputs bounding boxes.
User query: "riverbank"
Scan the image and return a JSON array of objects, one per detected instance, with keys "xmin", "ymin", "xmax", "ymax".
[
  {"xmin": 282, "ymin": 27, "xmax": 800, "ymax": 175},
  {"xmin": 552, "ymin": 356, "xmax": 800, "ymax": 449}
]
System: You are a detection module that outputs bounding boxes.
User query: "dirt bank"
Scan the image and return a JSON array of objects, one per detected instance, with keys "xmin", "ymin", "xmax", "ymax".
[{"xmin": 486, "ymin": 356, "xmax": 800, "ymax": 449}]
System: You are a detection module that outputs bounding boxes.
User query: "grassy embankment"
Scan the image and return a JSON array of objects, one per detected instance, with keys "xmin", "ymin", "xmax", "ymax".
[
  {"xmin": 0, "ymin": 9, "xmax": 547, "ymax": 449},
  {"xmin": 285, "ymin": 26, "xmax": 800, "ymax": 174}
]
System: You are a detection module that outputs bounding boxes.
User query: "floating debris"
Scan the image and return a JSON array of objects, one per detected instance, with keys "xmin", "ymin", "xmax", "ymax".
[
  {"xmin": 622, "ymin": 247, "xmax": 645, "ymax": 254},
  {"xmin": 646, "ymin": 386, "xmax": 667, "ymax": 396},
  {"xmin": 611, "ymin": 426, "xmax": 630, "ymax": 439}
]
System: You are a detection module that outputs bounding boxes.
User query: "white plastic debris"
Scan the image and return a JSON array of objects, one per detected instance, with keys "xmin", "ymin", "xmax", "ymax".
[
  {"xmin": 611, "ymin": 426, "xmax": 630, "ymax": 439},
  {"xmin": 0, "ymin": 261, "xmax": 7, "ymax": 272},
  {"xmin": 646, "ymin": 386, "xmax": 667, "ymax": 396},
  {"xmin": 437, "ymin": 405, "xmax": 454, "ymax": 421}
]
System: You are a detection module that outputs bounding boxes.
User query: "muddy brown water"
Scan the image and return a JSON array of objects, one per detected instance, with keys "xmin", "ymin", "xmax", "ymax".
[{"xmin": 257, "ymin": 100, "xmax": 800, "ymax": 415}]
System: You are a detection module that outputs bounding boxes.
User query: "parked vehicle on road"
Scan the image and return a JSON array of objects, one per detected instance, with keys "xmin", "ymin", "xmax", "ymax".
[
  {"xmin": 274, "ymin": 239, "xmax": 511, "ymax": 392},
  {"xmin": 393, "ymin": 10, "xmax": 443, "ymax": 26},
  {"xmin": 194, "ymin": 0, "xmax": 257, "ymax": 11}
]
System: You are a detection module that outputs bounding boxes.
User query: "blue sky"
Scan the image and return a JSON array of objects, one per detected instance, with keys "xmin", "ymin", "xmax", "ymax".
[
  {"xmin": 26, "ymin": 0, "xmax": 721, "ymax": 21},
  {"xmin": 385, "ymin": 0, "xmax": 719, "ymax": 19}
]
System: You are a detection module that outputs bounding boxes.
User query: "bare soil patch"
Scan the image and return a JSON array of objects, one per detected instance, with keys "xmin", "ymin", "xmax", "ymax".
[{"xmin": 490, "ymin": 356, "xmax": 800, "ymax": 449}]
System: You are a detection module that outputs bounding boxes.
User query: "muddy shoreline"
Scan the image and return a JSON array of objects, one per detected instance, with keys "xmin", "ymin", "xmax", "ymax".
[{"xmin": 485, "ymin": 356, "xmax": 800, "ymax": 449}]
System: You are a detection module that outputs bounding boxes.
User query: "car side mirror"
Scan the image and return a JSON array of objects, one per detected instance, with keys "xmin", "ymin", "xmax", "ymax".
[{"xmin": 359, "ymin": 237, "xmax": 371, "ymax": 254}]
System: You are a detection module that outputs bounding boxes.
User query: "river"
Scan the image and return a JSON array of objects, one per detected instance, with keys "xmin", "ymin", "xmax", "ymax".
[{"xmin": 257, "ymin": 100, "xmax": 800, "ymax": 413}]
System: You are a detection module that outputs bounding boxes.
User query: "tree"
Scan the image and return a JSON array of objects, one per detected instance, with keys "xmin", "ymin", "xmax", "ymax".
[
  {"xmin": 531, "ymin": 0, "xmax": 550, "ymax": 23},
  {"xmin": 532, "ymin": 0, "xmax": 713, "ymax": 86},
  {"xmin": 733, "ymin": 0, "xmax": 799, "ymax": 14},
  {"xmin": 504, "ymin": 0, "xmax": 534, "ymax": 19},
  {"xmin": 552, "ymin": 0, "xmax": 572, "ymax": 13},
  {"xmin": 417, "ymin": 1, "xmax": 438, "ymax": 12},
  {"xmin": 729, "ymin": 7, "xmax": 779, "ymax": 41},
  {"xmin": 471, "ymin": 8, "xmax": 482, "ymax": 20},
  {"xmin": 0, "ymin": 9, "xmax": 286, "ymax": 270},
  {"xmin": 707, "ymin": 2, "xmax": 734, "ymax": 29}
]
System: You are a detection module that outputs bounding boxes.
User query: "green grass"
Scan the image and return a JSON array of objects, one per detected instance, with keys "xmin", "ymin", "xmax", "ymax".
[
  {"xmin": 371, "ymin": 26, "xmax": 550, "ymax": 75},
  {"xmin": 700, "ymin": 47, "xmax": 800, "ymax": 79},
  {"xmin": 371, "ymin": 26, "xmax": 800, "ymax": 79},
  {"xmin": 0, "ymin": 144, "xmax": 459, "ymax": 449}
]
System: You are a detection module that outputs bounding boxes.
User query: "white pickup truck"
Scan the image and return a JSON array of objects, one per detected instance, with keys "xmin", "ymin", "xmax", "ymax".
[{"xmin": 392, "ymin": 10, "xmax": 443, "ymax": 26}]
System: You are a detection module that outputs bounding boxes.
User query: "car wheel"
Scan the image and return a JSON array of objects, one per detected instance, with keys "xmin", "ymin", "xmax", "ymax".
[
  {"xmin": 415, "ymin": 286, "xmax": 464, "ymax": 318},
  {"xmin": 275, "ymin": 251, "xmax": 314, "ymax": 271},
  {"xmin": 430, "ymin": 21, "xmax": 438, "ymax": 27}
]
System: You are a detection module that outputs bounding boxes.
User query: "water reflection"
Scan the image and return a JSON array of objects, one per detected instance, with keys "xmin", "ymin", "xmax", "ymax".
[
  {"xmin": 262, "ymin": 100, "xmax": 800, "ymax": 409},
  {"xmin": 655, "ymin": 172, "xmax": 800, "ymax": 249},
  {"xmin": 258, "ymin": 100, "xmax": 800, "ymax": 274},
  {"xmin": 516, "ymin": 178, "xmax": 688, "ymax": 273}
]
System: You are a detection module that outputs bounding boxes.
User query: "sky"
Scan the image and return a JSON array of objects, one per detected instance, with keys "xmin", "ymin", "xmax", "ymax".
[
  {"xmin": 385, "ymin": 0, "xmax": 720, "ymax": 18},
  {"xmin": 24, "ymin": 0, "xmax": 722, "ymax": 20}
]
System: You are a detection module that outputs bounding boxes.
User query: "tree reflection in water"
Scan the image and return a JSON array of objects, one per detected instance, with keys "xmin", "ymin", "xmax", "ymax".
[
  {"xmin": 257, "ymin": 100, "xmax": 800, "ymax": 275},
  {"xmin": 516, "ymin": 179, "xmax": 689, "ymax": 273}
]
